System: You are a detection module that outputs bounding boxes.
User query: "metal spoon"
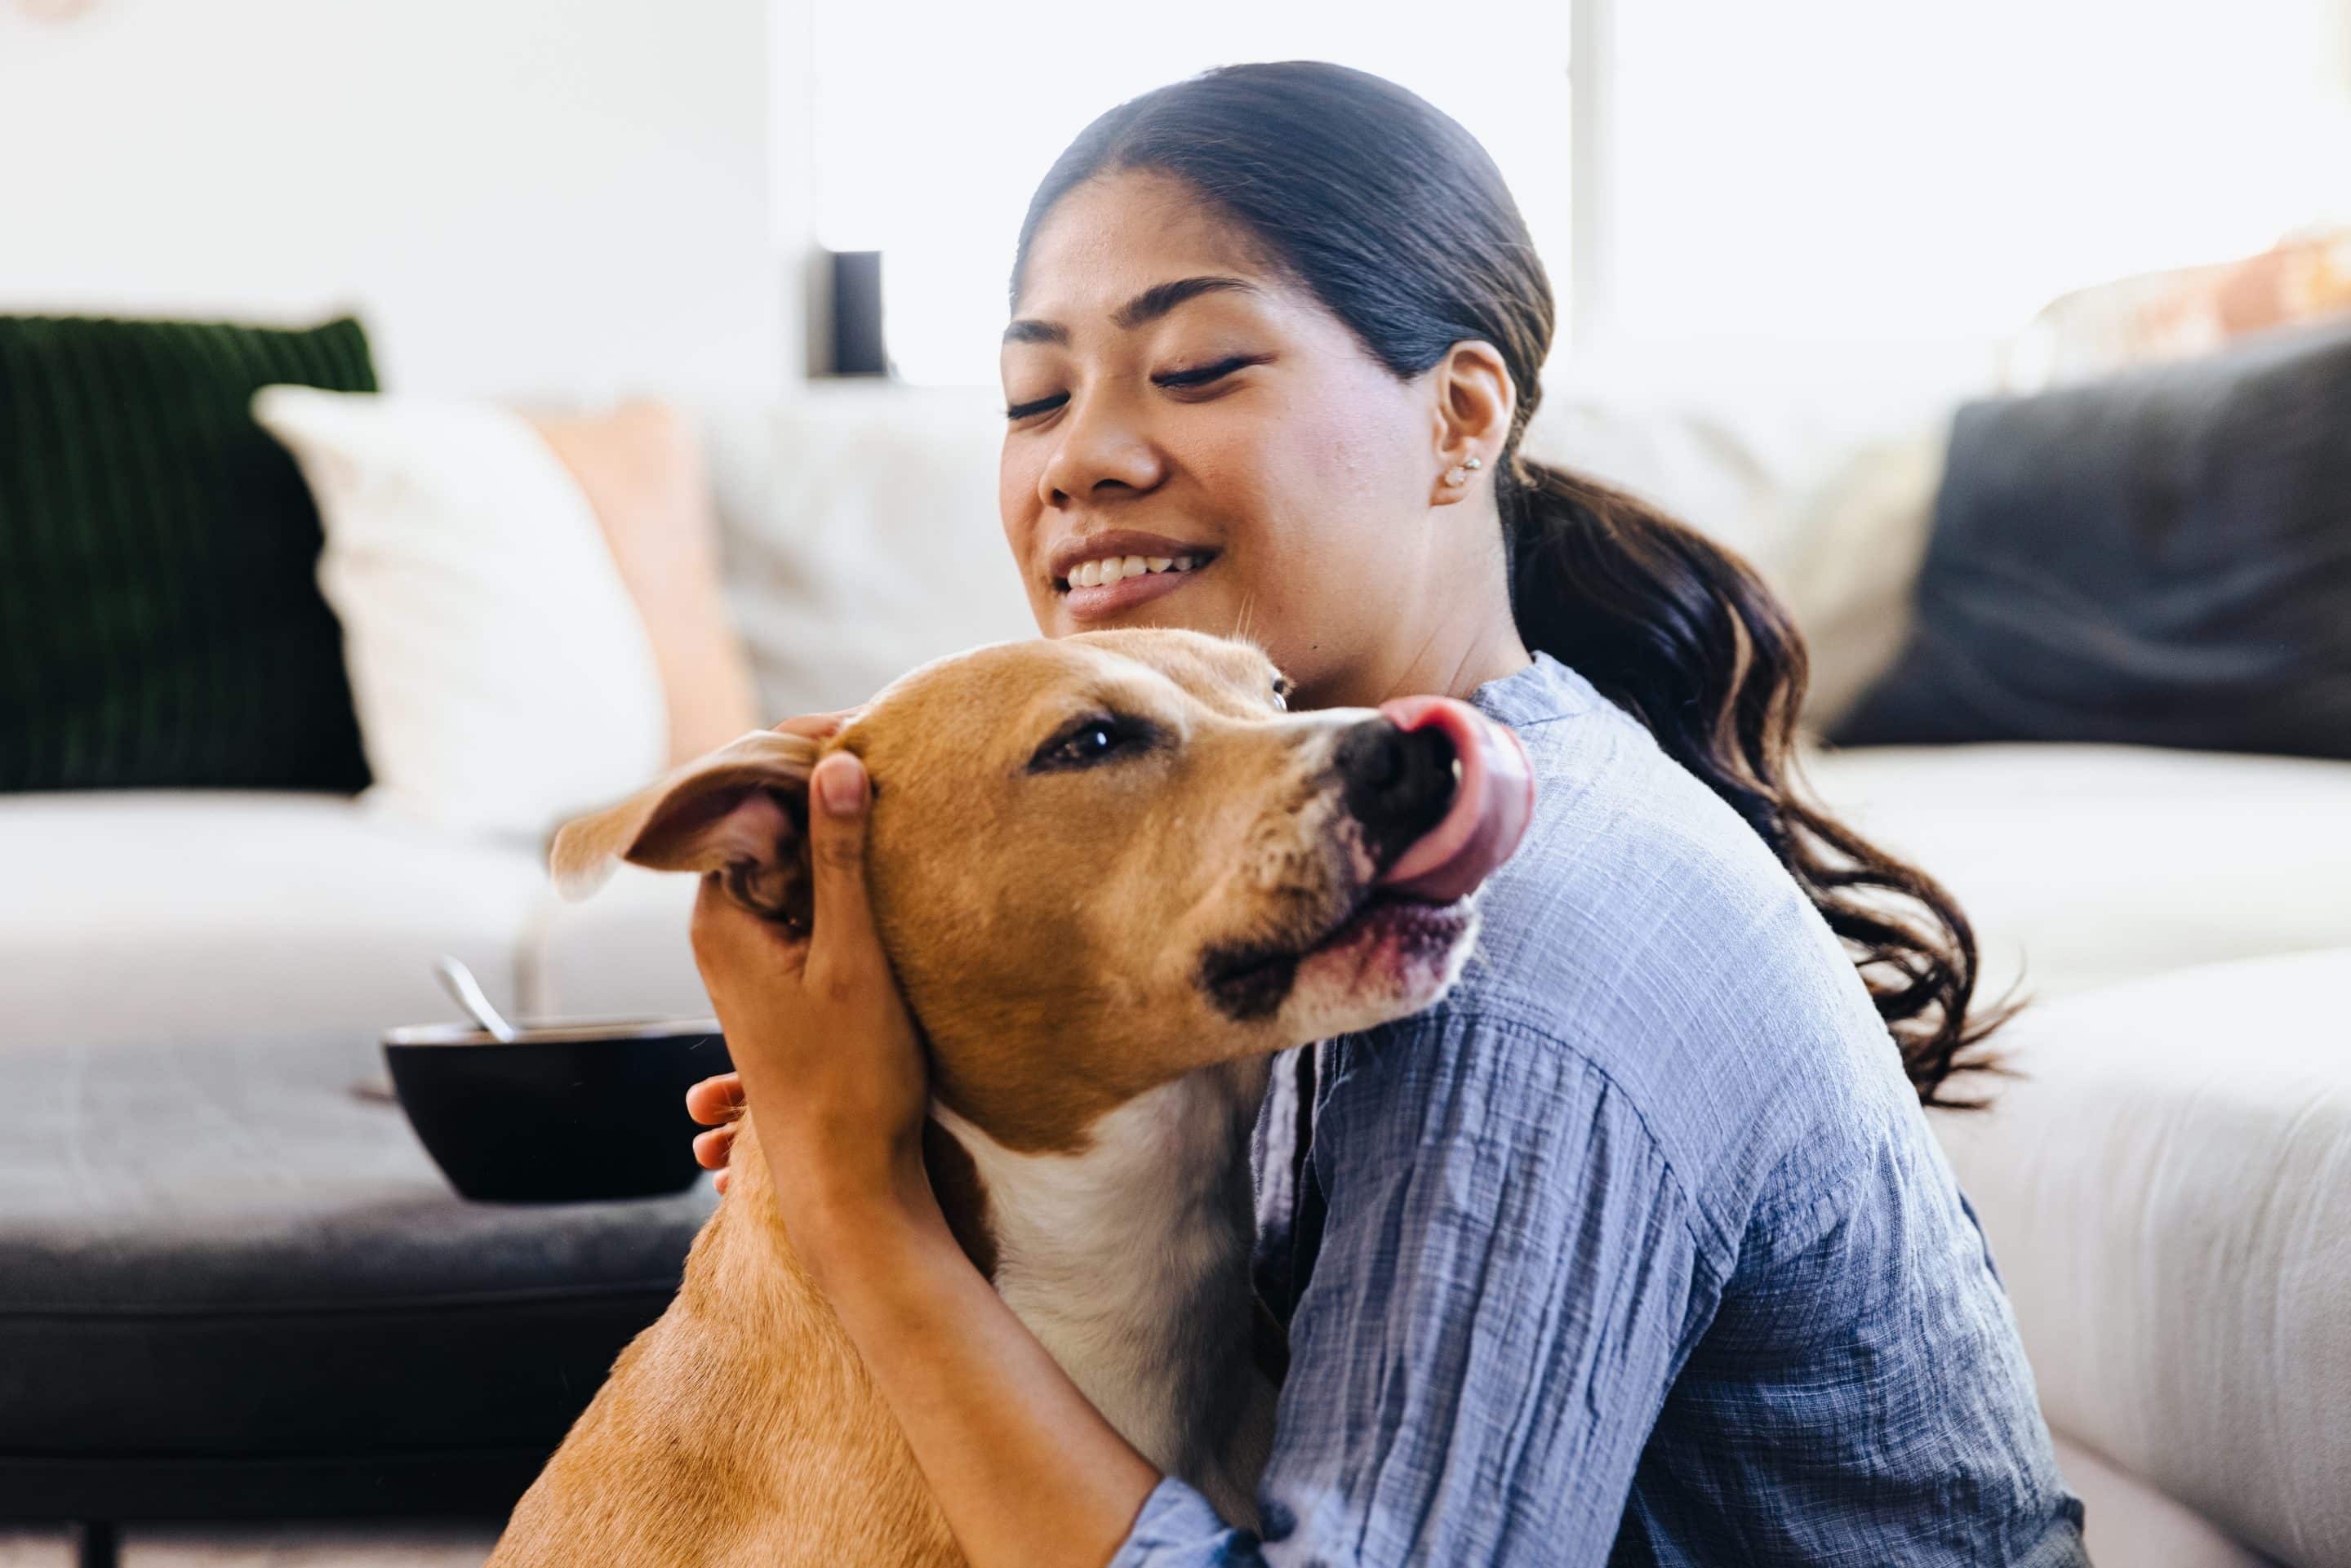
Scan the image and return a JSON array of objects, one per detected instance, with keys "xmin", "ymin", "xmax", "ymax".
[{"xmin": 433, "ymin": 954, "xmax": 521, "ymax": 1043}]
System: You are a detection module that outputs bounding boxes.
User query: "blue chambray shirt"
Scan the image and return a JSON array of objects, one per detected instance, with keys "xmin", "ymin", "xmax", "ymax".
[{"xmin": 1112, "ymin": 653, "xmax": 2089, "ymax": 1566}]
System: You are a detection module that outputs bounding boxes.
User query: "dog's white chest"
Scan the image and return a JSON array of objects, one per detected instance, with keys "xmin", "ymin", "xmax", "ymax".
[{"xmin": 932, "ymin": 1060, "xmax": 1273, "ymax": 1515}]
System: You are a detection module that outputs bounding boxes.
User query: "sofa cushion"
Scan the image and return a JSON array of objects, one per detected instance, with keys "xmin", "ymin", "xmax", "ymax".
[
  {"xmin": 0, "ymin": 314, "xmax": 376, "ymax": 794},
  {"xmin": 520, "ymin": 862, "xmax": 706, "ymax": 1022},
  {"xmin": 531, "ymin": 402, "xmax": 759, "ymax": 763},
  {"xmin": 0, "ymin": 792, "xmax": 545, "ymax": 1048},
  {"xmin": 253, "ymin": 387, "xmax": 670, "ymax": 840},
  {"xmin": 1516, "ymin": 384, "xmax": 1946, "ymax": 731},
  {"xmin": 0, "ymin": 1026, "xmax": 712, "ymax": 1518},
  {"xmin": 1837, "ymin": 316, "xmax": 2351, "ymax": 759},
  {"xmin": 714, "ymin": 384, "xmax": 1038, "ymax": 720},
  {"xmin": 1803, "ymin": 742, "xmax": 2351, "ymax": 1002},
  {"xmin": 1932, "ymin": 951, "xmax": 2351, "ymax": 1568}
]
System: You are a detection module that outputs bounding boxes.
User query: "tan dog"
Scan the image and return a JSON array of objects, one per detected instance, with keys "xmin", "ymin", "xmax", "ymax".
[{"xmin": 490, "ymin": 628, "xmax": 1531, "ymax": 1567}]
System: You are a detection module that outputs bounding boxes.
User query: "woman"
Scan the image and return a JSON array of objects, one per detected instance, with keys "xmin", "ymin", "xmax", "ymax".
[{"xmin": 685, "ymin": 62, "xmax": 2087, "ymax": 1566}]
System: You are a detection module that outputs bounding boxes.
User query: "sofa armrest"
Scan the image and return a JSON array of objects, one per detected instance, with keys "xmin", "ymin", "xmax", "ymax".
[{"xmin": 1932, "ymin": 951, "xmax": 2351, "ymax": 1568}]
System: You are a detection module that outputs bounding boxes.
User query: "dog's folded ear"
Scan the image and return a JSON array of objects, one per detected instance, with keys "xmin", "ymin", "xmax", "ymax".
[{"xmin": 549, "ymin": 729, "xmax": 820, "ymax": 923}]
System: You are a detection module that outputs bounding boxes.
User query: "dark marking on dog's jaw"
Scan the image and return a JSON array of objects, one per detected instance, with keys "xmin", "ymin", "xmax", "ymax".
[
  {"xmin": 922, "ymin": 1117, "xmax": 998, "ymax": 1280},
  {"xmin": 1198, "ymin": 943, "xmax": 1301, "ymax": 1022}
]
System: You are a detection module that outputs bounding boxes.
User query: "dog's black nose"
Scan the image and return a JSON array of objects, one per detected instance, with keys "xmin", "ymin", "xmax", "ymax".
[{"xmin": 1334, "ymin": 717, "xmax": 1458, "ymax": 869}]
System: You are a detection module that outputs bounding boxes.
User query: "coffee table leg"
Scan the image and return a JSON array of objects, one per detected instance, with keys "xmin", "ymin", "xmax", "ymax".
[{"xmin": 69, "ymin": 1521, "xmax": 119, "ymax": 1568}]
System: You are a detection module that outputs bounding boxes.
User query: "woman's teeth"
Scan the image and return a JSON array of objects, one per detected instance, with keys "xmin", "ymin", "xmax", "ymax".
[{"xmin": 1067, "ymin": 553, "xmax": 1202, "ymax": 589}]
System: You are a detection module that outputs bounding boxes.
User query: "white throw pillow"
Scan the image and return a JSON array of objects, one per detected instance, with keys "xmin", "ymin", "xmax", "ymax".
[
  {"xmin": 254, "ymin": 386, "xmax": 667, "ymax": 838},
  {"xmin": 719, "ymin": 384, "xmax": 1038, "ymax": 718}
]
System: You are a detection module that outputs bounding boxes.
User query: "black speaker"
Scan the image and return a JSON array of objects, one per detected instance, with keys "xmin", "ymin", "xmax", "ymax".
[{"xmin": 829, "ymin": 249, "xmax": 887, "ymax": 376}]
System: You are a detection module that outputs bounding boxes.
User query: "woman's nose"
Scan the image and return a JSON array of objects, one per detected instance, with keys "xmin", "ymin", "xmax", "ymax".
[{"xmin": 1038, "ymin": 391, "xmax": 1167, "ymax": 507}]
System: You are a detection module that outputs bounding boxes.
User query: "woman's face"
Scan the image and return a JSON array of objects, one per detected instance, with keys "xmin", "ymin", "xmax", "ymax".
[{"xmin": 1000, "ymin": 171, "xmax": 1489, "ymax": 709}]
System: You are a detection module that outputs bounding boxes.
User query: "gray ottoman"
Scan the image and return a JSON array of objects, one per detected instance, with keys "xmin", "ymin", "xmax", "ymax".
[{"xmin": 0, "ymin": 1028, "xmax": 718, "ymax": 1561}]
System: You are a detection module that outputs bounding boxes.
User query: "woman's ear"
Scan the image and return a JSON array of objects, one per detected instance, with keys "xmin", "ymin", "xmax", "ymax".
[
  {"xmin": 1428, "ymin": 340, "xmax": 1516, "ymax": 506},
  {"xmin": 550, "ymin": 729, "xmax": 820, "ymax": 927}
]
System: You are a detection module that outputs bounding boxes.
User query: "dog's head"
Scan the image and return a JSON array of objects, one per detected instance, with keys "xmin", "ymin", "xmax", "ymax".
[{"xmin": 553, "ymin": 629, "xmax": 1531, "ymax": 1153}]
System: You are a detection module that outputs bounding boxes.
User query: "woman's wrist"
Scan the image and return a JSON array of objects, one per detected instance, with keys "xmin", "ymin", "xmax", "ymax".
[
  {"xmin": 758, "ymin": 1118, "xmax": 950, "ymax": 1284},
  {"xmin": 792, "ymin": 1168, "xmax": 959, "ymax": 1297}
]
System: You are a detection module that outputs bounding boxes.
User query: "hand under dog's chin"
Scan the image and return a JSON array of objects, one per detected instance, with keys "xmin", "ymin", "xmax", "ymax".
[{"xmin": 1280, "ymin": 896, "xmax": 1482, "ymax": 1040}]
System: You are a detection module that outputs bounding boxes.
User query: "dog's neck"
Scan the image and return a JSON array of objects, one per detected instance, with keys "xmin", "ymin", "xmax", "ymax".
[{"xmin": 931, "ymin": 1056, "xmax": 1276, "ymax": 1517}]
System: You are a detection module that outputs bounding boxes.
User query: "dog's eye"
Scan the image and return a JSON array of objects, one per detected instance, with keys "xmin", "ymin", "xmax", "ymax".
[{"xmin": 1031, "ymin": 714, "xmax": 1157, "ymax": 772}]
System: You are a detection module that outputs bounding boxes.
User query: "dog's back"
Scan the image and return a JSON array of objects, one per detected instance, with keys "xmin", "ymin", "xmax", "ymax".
[{"xmin": 490, "ymin": 1130, "xmax": 962, "ymax": 1568}]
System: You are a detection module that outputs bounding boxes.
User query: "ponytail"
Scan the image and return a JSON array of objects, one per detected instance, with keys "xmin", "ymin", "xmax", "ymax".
[{"xmin": 1503, "ymin": 459, "xmax": 2010, "ymax": 1108}]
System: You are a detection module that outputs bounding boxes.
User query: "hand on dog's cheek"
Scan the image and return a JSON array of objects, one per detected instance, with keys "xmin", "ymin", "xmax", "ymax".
[
  {"xmin": 689, "ymin": 752, "xmax": 947, "ymax": 1274},
  {"xmin": 696, "ymin": 751, "xmax": 1171, "ymax": 1563},
  {"xmin": 682, "ymin": 708, "xmax": 860, "ymax": 1197}
]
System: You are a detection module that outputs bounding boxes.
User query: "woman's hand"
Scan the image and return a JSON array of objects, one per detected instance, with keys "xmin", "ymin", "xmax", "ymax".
[
  {"xmin": 683, "ymin": 707, "xmax": 856, "ymax": 1198},
  {"xmin": 686, "ymin": 720, "xmax": 942, "ymax": 1264},
  {"xmin": 685, "ymin": 1073, "xmax": 745, "ymax": 1195}
]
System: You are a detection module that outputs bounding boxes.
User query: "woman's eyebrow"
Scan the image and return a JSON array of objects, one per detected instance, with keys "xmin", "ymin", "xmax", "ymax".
[{"xmin": 1002, "ymin": 274, "xmax": 1260, "ymax": 346}]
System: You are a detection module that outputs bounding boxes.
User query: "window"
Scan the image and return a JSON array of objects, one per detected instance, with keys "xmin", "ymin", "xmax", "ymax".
[
  {"xmin": 798, "ymin": 1, "xmax": 2351, "ymax": 402},
  {"xmin": 1580, "ymin": 0, "xmax": 2351, "ymax": 396}
]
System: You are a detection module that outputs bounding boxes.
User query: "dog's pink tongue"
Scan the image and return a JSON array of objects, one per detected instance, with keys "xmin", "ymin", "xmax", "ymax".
[{"xmin": 1374, "ymin": 696, "xmax": 1536, "ymax": 904}]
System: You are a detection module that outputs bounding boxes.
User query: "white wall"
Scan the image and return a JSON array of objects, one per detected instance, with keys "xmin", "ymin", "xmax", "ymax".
[{"xmin": 0, "ymin": 0, "xmax": 789, "ymax": 403}]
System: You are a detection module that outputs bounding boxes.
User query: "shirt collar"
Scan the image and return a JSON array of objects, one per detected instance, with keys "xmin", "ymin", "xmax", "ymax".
[{"xmin": 1469, "ymin": 650, "xmax": 1595, "ymax": 729}]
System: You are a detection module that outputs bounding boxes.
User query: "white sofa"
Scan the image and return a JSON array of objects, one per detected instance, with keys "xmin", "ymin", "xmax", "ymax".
[
  {"xmin": 7, "ymin": 383, "xmax": 2347, "ymax": 1566},
  {"xmin": 1935, "ymin": 951, "xmax": 2351, "ymax": 1568}
]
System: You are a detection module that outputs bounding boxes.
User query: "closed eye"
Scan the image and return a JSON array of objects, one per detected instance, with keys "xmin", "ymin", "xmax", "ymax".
[
  {"xmin": 1029, "ymin": 713, "xmax": 1162, "ymax": 773},
  {"xmin": 1152, "ymin": 354, "xmax": 1270, "ymax": 391},
  {"xmin": 1008, "ymin": 355, "xmax": 1269, "ymax": 420},
  {"xmin": 1006, "ymin": 391, "xmax": 1069, "ymax": 422}
]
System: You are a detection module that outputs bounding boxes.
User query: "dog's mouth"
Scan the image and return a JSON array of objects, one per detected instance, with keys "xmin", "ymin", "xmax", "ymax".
[
  {"xmin": 1201, "ymin": 700, "xmax": 1535, "ymax": 1022},
  {"xmin": 1201, "ymin": 887, "xmax": 1470, "ymax": 1021}
]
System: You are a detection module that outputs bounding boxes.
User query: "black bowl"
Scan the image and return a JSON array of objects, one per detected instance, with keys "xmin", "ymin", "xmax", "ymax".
[{"xmin": 383, "ymin": 1018, "xmax": 734, "ymax": 1202}]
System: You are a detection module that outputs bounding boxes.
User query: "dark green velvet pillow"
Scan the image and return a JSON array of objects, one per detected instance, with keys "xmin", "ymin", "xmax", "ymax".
[{"xmin": 0, "ymin": 314, "xmax": 376, "ymax": 793}]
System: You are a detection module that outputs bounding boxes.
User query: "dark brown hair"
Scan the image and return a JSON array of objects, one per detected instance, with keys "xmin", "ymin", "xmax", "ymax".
[{"xmin": 1015, "ymin": 61, "xmax": 2007, "ymax": 1104}]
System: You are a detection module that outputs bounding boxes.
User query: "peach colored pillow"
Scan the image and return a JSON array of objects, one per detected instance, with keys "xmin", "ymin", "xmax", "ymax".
[
  {"xmin": 2007, "ymin": 228, "xmax": 2351, "ymax": 390},
  {"xmin": 529, "ymin": 404, "xmax": 758, "ymax": 762}
]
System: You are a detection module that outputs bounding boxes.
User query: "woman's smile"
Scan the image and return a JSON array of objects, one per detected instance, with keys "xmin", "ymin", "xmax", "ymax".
[{"xmin": 1047, "ymin": 528, "xmax": 1221, "ymax": 622}]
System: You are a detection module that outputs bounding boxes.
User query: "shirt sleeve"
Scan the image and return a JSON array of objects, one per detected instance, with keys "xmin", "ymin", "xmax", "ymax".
[{"xmin": 1111, "ymin": 1009, "xmax": 1715, "ymax": 1566}]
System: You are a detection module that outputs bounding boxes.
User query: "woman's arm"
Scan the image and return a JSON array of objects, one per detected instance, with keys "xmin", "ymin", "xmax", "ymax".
[
  {"xmin": 1211, "ymin": 1011, "xmax": 1707, "ymax": 1562},
  {"xmin": 795, "ymin": 1187, "xmax": 1163, "ymax": 1565},
  {"xmin": 691, "ymin": 751, "xmax": 1161, "ymax": 1568}
]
